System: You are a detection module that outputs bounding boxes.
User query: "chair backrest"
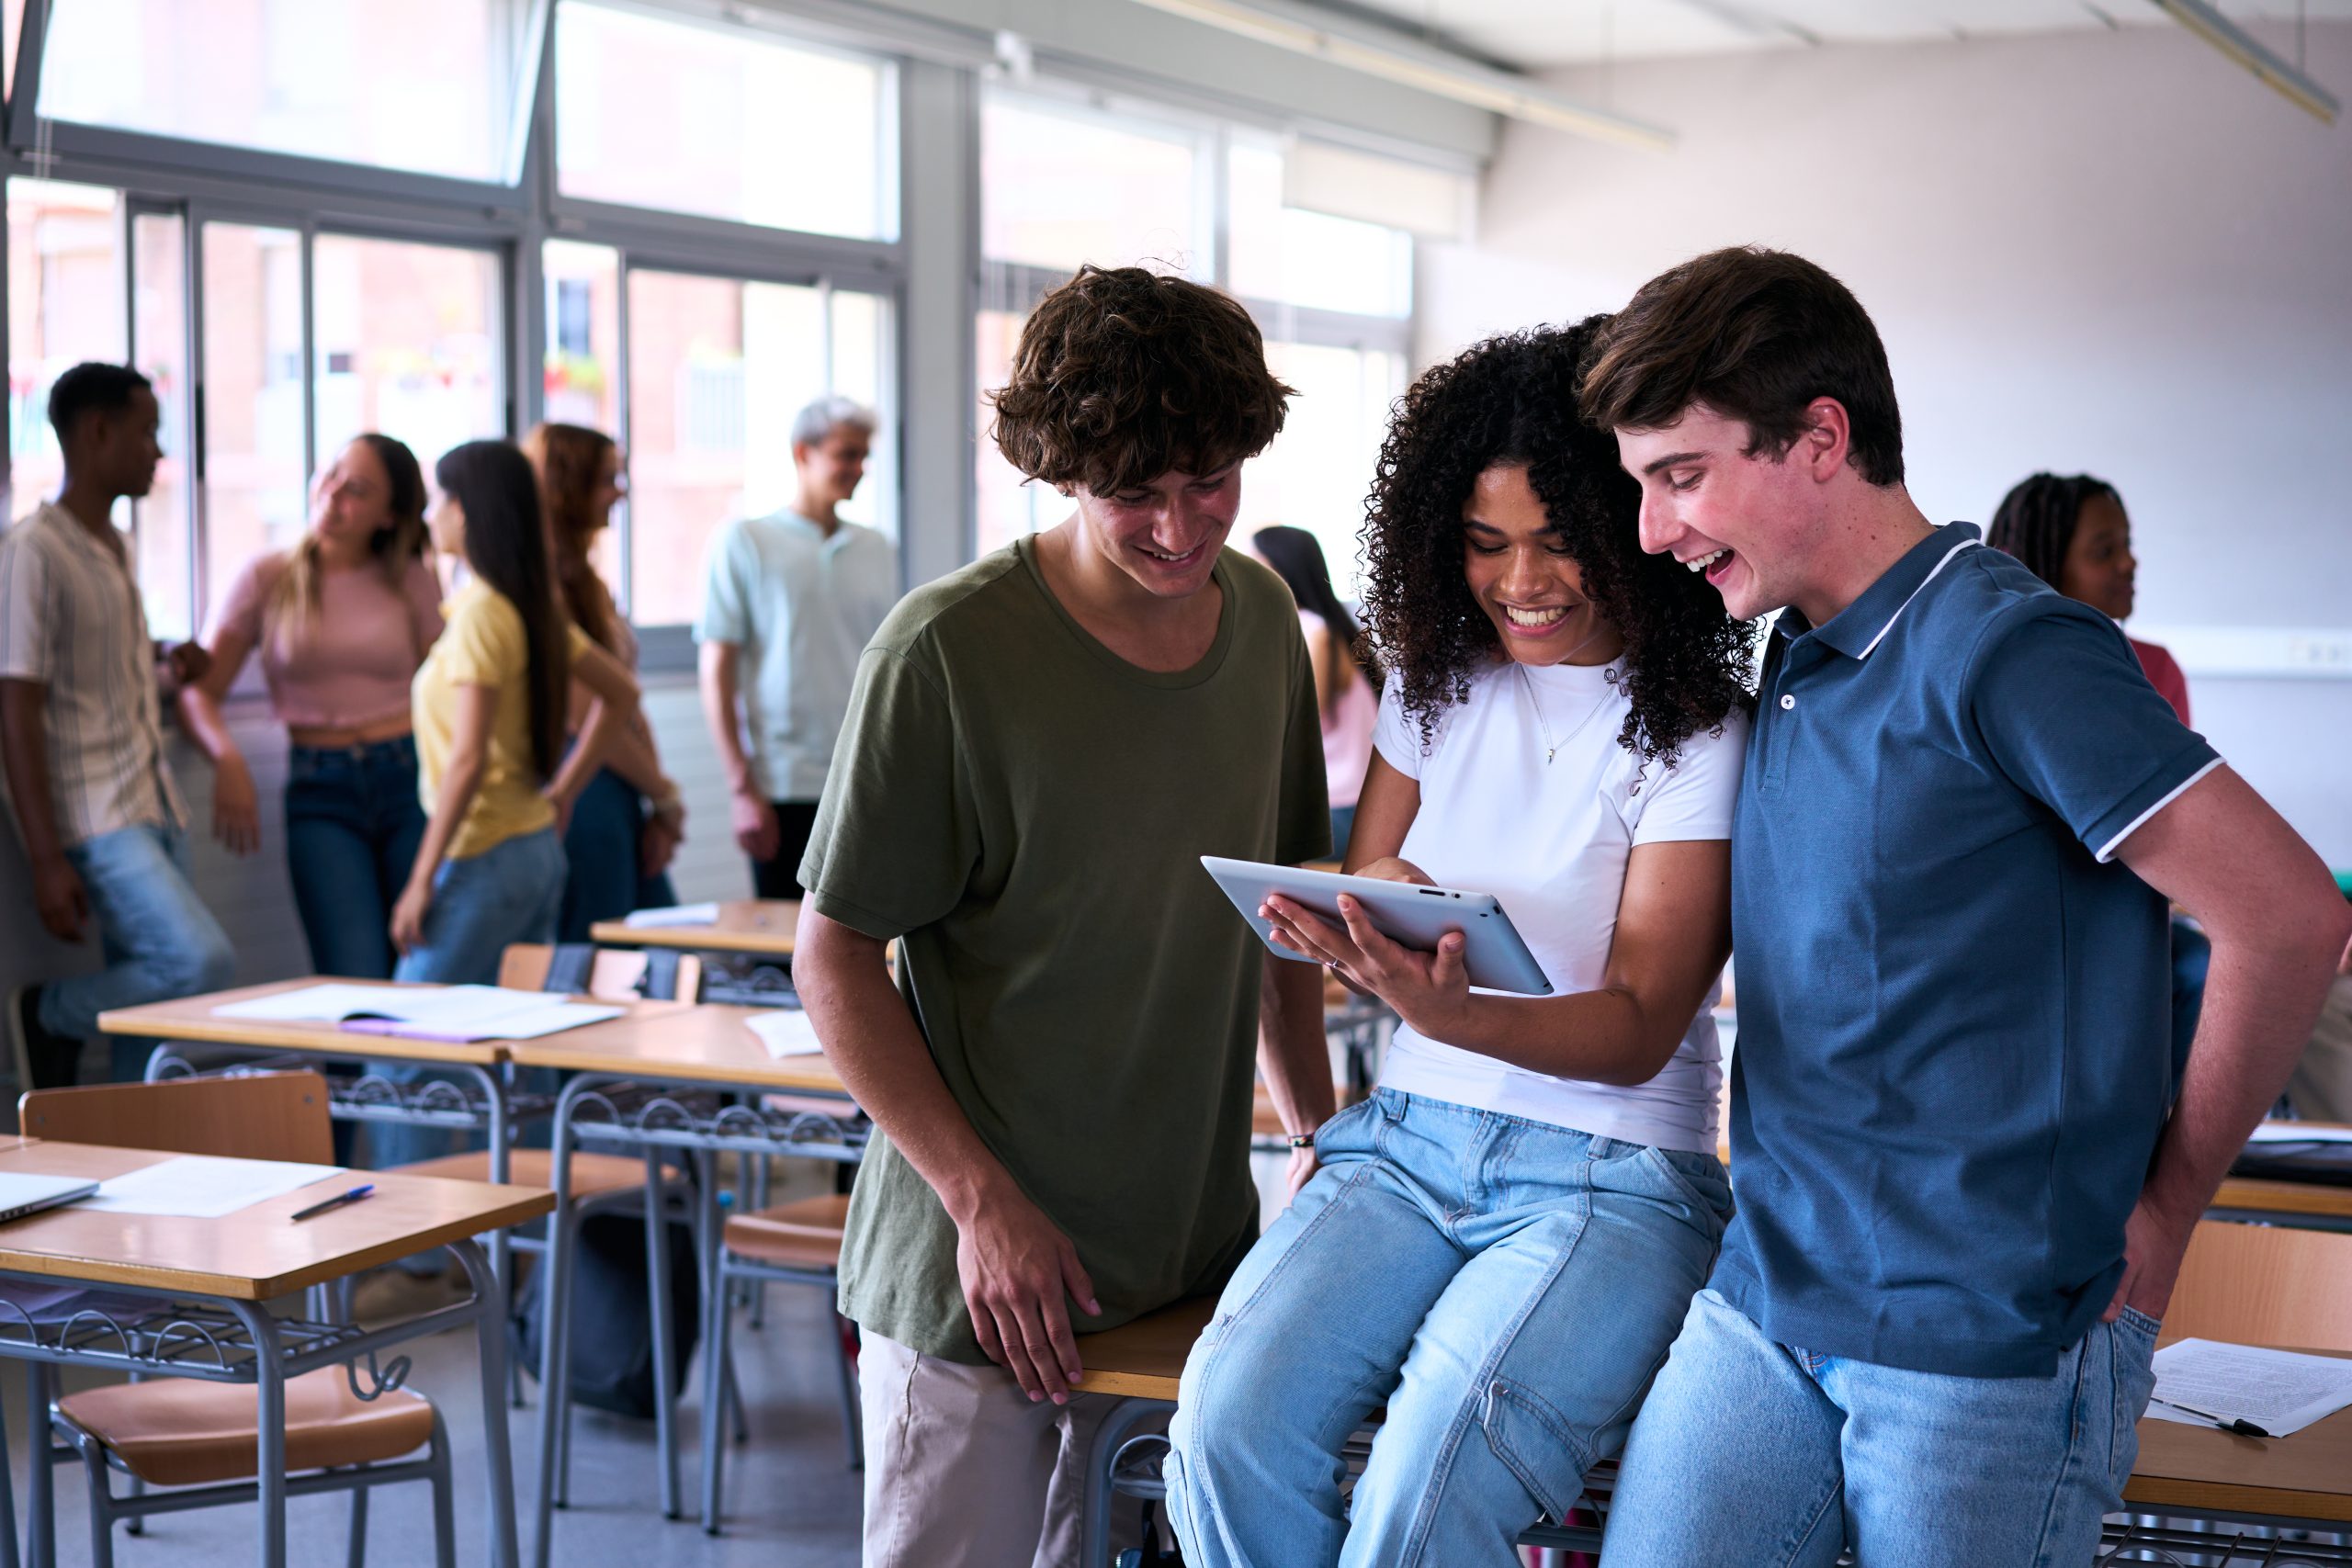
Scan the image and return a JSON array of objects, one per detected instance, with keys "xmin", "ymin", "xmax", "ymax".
[
  {"xmin": 2161, "ymin": 1220, "xmax": 2352, "ymax": 1353},
  {"xmin": 20, "ymin": 1071, "xmax": 335, "ymax": 1165},
  {"xmin": 498, "ymin": 942, "xmax": 700, "ymax": 1002}
]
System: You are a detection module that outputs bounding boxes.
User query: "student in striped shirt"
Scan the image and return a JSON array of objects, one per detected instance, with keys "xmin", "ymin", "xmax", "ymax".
[{"xmin": 1, "ymin": 363, "xmax": 234, "ymax": 1089}]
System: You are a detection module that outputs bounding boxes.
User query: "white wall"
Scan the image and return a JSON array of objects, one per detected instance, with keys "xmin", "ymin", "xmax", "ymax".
[{"xmin": 1418, "ymin": 21, "xmax": 2352, "ymax": 863}]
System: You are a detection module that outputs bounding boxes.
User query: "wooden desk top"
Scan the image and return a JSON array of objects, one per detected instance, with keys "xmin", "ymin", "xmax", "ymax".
[
  {"xmin": 2125, "ymin": 1346, "xmax": 2352, "ymax": 1524},
  {"xmin": 2211, "ymin": 1176, "xmax": 2352, "ymax": 1222},
  {"xmin": 1073, "ymin": 1296, "xmax": 1216, "ymax": 1399},
  {"xmin": 98, "ymin": 979, "xmax": 521, "ymax": 1066},
  {"xmin": 589, "ymin": 900, "xmax": 800, "ymax": 956},
  {"xmin": 503, "ymin": 1002, "xmax": 849, "ymax": 1094},
  {"xmin": 0, "ymin": 1141, "xmax": 551, "ymax": 1301}
]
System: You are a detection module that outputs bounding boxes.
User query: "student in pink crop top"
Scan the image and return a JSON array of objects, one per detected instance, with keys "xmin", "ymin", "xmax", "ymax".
[
  {"xmin": 179, "ymin": 434, "xmax": 445, "ymax": 978},
  {"xmin": 1251, "ymin": 525, "xmax": 1380, "ymax": 859}
]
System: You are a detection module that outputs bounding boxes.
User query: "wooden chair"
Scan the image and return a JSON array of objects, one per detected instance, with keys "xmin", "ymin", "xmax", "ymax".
[
  {"xmin": 18, "ymin": 1071, "xmax": 457, "ymax": 1568},
  {"xmin": 2160, "ymin": 1220, "xmax": 2352, "ymax": 1351}
]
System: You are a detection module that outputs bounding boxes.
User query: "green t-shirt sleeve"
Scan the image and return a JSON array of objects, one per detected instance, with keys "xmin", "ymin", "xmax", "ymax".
[
  {"xmin": 1274, "ymin": 628, "xmax": 1333, "ymax": 866},
  {"xmin": 799, "ymin": 644, "xmax": 977, "ymax": 940}
]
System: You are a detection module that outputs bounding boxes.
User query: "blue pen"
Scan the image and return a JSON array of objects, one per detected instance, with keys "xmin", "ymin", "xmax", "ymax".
[{"xmin": 289, "ymin": 1184, "xmax": 376, "ymax": 1223}]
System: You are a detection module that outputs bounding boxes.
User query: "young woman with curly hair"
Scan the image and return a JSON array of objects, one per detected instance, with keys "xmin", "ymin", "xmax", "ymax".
[{"xmin": 1168, "ymin": 318, "xmax": 1757, "ymax": 1568}]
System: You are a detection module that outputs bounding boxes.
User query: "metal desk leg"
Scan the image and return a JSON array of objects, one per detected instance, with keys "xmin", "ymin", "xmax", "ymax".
[
  {"xmin": 530, "ymin": 1075, "xmax": 593, "ymax": 1568},
  {"xmin": 1081, "ymin": 1397, "xmax": 1172, "ymax": 1568},
  {"xmin": 228, "ymin": 1302, "xmax": 289, "ymax": 1568},
  {"xmin": 0, "ymin": 1385, "xmax": 18, "ymax": 1568},
  {"xmin": 464, "ymin": 1062, "xmax": 514, "ymax": 1293},
  {"xmin": 454, "ymin": 1237, "xmax": 521, "ymax": 1568},
  {"xmin": 23, "ymin": 1361, "xmax": 51, "ymax": 1568},
  {"xmin": 644, "ymin": 1145, "xmax": 681, "ymax": 1520}
]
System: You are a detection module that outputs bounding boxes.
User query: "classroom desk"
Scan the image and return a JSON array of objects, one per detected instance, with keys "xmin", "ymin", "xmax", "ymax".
[
  {"xmin": 587, "ymin": 899, "xmax": 801, "ymax": 957},
  {"xmin": 0, "ymin": 1139, "xmax": 548, "ymax": 1568},
  {"xmin": 1071, "ymin": 1311, "xmax": 2352, "ymax": 1563},
  {"xmin": 507, "ymin": 1003, "xmax": 861, "ymax": 1568},
  {"xmin": 2210, "ymin": 1120, "xmax": 2352, "ymax": 1234}
]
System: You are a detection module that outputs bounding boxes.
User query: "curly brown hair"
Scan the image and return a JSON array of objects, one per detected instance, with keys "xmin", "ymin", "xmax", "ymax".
[
  {"xmin": 1362, "ymin": 319, "xmax": 1757, "ymax": 766},
  {"xmin": 989, "ymin": 265, "xmax": 1294, "ymax": 496}
]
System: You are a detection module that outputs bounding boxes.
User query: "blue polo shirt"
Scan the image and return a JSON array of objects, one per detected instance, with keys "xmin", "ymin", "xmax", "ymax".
[{"xmin": 1713, "ymin": 523, "xmax": 2220, "ymax": 1378}]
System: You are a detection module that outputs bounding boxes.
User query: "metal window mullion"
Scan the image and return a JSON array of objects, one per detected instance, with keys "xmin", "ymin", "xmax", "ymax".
[
  {"xmin": 6, "ymin": 0, "xmax": 50, "ymax": 150},
  {"xmin": 298, "ymin": 224, "xmax": 316, "ymax": 485},
  {"xmin": 1207, "ymin": 122, "xmax": 1231, "ymax": 289},
  {"xmin": 614, "ymin": 248, "xmax": 634, "ymax": 618},
  {"xmin": 182, "ymin": 206, "xmax": 209, "ymax": 626}
]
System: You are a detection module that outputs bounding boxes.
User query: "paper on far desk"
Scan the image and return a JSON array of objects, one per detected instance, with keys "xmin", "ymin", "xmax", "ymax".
[
  {"xmin": 2148, "ymin": 1338, "xmax": 2352, "ymax": 1437},
  {"xmin": 745, "ymin": 1009, "xmax": 824, "ymax": 1058},
  {"xmin": 2246, "ymin": 1123, "xmax": 2352, "ymax": 1145},
  {"xmin": 342, "ymin": 1000, "xmax": 622, "ymax": 1043},
  {"xmin": 80, "ymin": 1156, "xmax": 345, "ymax": 1219},
  {"xmin": 624, "ymin": 902, "xmax": 722, "ymax": 929},
  {"xmin": 213, "ymin": 984, "xmax": 620, "ymax": 1042}
]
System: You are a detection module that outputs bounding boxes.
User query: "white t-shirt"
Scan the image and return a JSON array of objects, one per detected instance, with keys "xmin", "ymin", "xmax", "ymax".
[{"xmin": 1373, "ymin": 658, "xmax": 1747, "ymax": 1152}]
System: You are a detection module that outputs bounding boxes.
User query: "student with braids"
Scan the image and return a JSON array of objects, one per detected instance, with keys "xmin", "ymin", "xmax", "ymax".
[
  {"xmin": 1168, "ymin": 320, "xmax": 1755, "ymax": 1568},
  {"xmin": 180, "ymin": 434, "xmax": 443, "ymax": 980},
  {"xmin": 1988, "ymin": 470, "xmax": 2189, "ymax": 721}
]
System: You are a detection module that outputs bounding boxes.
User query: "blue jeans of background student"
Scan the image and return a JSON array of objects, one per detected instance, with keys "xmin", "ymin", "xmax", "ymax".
[
  {"xmin": 285, "ymin": 737, "xmax": 427, "ymax": 978},
  {"xmin": 1599, "ymin": 1286, "xmax": 2160, "ymax": 1567},
  {"xmin": 1329, "ymin": 805, "xmax": 1357, "ymax": 863},
  {"xmin": 40, "ymin": 822, "xmax": 235, "ymax": 1082},
  {"xmin": 1166, "ymin": 1089, "xmax": 1732, "ymax": 1568},
  {"xmin": 371, "ymin": 827, "xmax": 565, "ymax": 1168},
  {"xmin": 557, "ymin": 764, "xmax": 675, "ymax": 943}
]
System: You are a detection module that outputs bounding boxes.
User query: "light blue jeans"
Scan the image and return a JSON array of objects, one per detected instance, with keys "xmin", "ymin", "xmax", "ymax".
[
  {"xmin": 1599, "ymin": 1286, "xmax": 2161, "ymax": 1566},
  {"xmin": 40, "ymin": 822, "xmax": 235, "ymax": 1081},
  {"xmin": 374, "ymin": 827, "xmax": 565, "ymax": 1168},
  {"xmin": 1166, "ymin": 1089, "xmax": 1732, "ymax": 1568}
]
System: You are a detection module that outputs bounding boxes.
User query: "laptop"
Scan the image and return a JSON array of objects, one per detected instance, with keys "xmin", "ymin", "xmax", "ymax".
[{"xmin": 0, "ymin": 1172, "xmax": 100, "ymax": 1224}]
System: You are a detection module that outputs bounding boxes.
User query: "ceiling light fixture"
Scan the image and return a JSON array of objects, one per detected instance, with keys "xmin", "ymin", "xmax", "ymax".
[
  {"xmin": 1127, "ymin": 0, "xmax": 1678, "ymax": 152},
  {"xmin": 2147, "ymin": 0, "xmax": 2338, "ymax": 123}
]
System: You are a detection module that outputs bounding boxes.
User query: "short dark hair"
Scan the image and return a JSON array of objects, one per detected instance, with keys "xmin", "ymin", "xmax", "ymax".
[
  {"xmin": 1582, "ymin": 246, "xmax": 1905, "ymax": 487},
  {"xmin": 1987, "ymin": 471, "xmax": 2120, "ymax": 589},
  {"xmin": 989, "ymin": 265, "xmax": 1293, "ymax": 497},
  {"xmin": 48, "ymin": 362, "xmax": 153, "ymax": 444}
]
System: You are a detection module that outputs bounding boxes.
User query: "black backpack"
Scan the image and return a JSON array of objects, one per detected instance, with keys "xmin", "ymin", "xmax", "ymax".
[{"xmin": 514, "ymin": 1202, "xmax": 700, "ymax": 1419}]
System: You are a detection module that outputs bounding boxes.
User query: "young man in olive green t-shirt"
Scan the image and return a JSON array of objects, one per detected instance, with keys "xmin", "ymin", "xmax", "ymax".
[{"xmin": 794, "ymin": 266, "xmax": 1334, "ymax": 1566}]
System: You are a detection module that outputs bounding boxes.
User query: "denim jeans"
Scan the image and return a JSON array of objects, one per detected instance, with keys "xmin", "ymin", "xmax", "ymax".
[
  {"xmin": 285, "ymin": 737, "xmax": 427, "ymax": 978},
  {"xmin": 557, "ymin": 764, "xmax": 675, "ymax": 943},
  {"xmin": 40, "ymin": 822, "xmax": 235, "ymax": 1081},
  {"xmin": 1599, "ymin": 1287, "xmax": 2161, "ymax": 1567},
  {"xmin": 373, "ymin": 827, "xmax": 565, "ymax": 1167},
  {"xmin": 1166, "ymin": 1089, "xmax": 1732, "ymax": 1568}
]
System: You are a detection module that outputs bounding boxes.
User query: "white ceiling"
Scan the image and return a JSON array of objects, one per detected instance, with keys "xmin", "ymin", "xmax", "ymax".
[{"xmin": 1337, "ymin": 0, "xmax": 2352, "ymax": 67}]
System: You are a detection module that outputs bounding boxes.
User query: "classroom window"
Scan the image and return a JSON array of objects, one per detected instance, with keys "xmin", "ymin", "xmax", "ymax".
[
  {"xmin": 310, "ymin": 235, "xmax": 505, "ymax": 465},
  {"xmin": 1245, "ymin": 341, "xmax": 1407, "ymax": 602},
  {"xmin": 623, "ymin": 270, "xmax": 892, "ymax": 626},
  {"xmin": 981, "ymin": 92, "xmax": 1208, "ymax": 276},
  {"xmin": 37, "ymin": 0, "xmax": 533, "ymax": 182},
  {"xmin": 1227, "ymin": 141, "xmax": 1414, "ymax": 320},
  {"xmin": 554, "ymin": 2, "xmax": 896, "ymax": 241},
  {"xmin": 198, "ymin": 221, "xmax": 306, "ymax": 626}
]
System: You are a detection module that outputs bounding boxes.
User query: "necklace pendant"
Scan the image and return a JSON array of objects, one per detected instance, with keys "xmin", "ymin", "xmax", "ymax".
[{"xmin": 1545, "ymin": 746, "xmax": 1556, "ymax": 764}]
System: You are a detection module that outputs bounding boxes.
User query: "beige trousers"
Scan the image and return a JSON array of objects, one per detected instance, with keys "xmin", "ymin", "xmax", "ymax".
[
  {"xmin": 859, "ymin": 1331, "xmax": 1163, "ymax": 1568},
  {"xmin": 2287, "ymin": 972, "xmax": 2352, "ymax": 1122}
]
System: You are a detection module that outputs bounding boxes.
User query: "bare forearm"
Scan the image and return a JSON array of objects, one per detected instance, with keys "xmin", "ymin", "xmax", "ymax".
[
  {"xmin": 1415, "ymin": 987, "xmax": 1692, "ymax": 1087},
  {"xmin": 404, "ymin": 757, "xmax": 482, "ymax": 889},
  {"xmin": 697, "ymin": 647, "xmax": 757, "ymax": 796},
  {"xmin": 1256, "ymin": 957, "xmax": 1335, "ymax": 1137},
  {"xmin": 548, "ymin": 701, "xmax": 616, "ymax": 805},
  {"xmin": 175, "ymin": 685, "xmax": 242, "ymax": 769},
  {"xmin": 795, "ymin": 910, "xmax": 1017, "ymax": 1224},
  {"xmin": 0, "ymin": 689, "xmax": 65, "ymax": 865},
  {"xmin": 597, "ymin": 711, "xmax": 670, "ymax": 797}
]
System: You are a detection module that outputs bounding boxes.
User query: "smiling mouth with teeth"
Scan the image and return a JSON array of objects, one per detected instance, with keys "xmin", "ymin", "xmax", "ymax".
[
  {"xmin": 1686, "ymin": 547, "xmax": 1730, "ymax": 573},
  {"xmin": 1140, "ymin": 543, "xmax": 1203, "ymax": 563},
  {"xmin": 1502, "ymin": 604, "xmax": 1569, "ymax": 628}
]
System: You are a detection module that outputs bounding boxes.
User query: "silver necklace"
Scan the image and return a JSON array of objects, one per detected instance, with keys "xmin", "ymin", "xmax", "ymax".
[{"xmin": 1516, "ymin": 662, "xmax": 1611, "ymax": 765}]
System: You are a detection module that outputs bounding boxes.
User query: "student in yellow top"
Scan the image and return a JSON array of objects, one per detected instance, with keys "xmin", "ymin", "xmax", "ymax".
[{"xmin": 389, "ymin": 439, "xmax": 638, "ymax": 982}]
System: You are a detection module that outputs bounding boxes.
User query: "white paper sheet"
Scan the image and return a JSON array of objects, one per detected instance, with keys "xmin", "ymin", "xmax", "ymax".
[
  {"xmin": 744, "ymin": 1010, "xmax": 825, "ymax": 1058},
  {"xmin": 623, "ymin": 902, "xmax": 722, "ymax": 929},
  {"xmin": 210, "ymin": 984, "xmax": 617, "ymax": 1040},
  {"xmin": 2246, "ymin": 1122, "xmax": 2352, "ymax": 1145},
  {"xmin": 80, "ymin": 1156, "xmax": 345, "ymax": 1219},
  {"xmin": 2147, "ymin": 1338, "xmax": 2352, "ymax": 1437}
]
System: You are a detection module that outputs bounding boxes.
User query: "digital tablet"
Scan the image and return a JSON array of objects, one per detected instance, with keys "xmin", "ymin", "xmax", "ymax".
[{"xmin": 1200, "ymin": 856, "xmax": 1554, "ymax": 996}]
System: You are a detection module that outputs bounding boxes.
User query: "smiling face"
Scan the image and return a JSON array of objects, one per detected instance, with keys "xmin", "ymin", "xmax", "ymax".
[
  {"xmin": 1461, "ymin": 464, "xmax": 1623, "ymax": 668},
  {"xmin": 1069, "ymin": 462, "xmax": 1240, "ymax": 602},
  {"xmin": 795, "ymin": 423, "xmax": 870, "ymax": 516},
  {"xmin": 2058, "ymin": 491, "xmax": 2135, "ymax": 621},
  {"xmin": 1616, "ymin": 404, "xmax": 1828, "ymax": 624},
  {"xmin": 310, "ymin": 440, "xmax": 394, "ymax": 552}
]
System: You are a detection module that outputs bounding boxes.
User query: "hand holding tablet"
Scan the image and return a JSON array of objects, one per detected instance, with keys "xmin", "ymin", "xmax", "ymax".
[{"xmin": 1200, "ymin": 856, "xmax": 1554, "ymax": 996}]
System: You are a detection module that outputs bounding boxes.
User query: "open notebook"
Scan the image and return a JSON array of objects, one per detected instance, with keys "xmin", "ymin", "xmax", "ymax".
[{"xmin": 211, "ymin": 984, "xmax": 622, "ymax": 1043}]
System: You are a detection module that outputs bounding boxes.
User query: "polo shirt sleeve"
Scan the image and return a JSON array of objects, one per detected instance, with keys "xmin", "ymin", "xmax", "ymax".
[
  {"xmin": 798, "ymin": 645, "xmax": 977, "ymax": 941},
  {"xmin": 1371, "ymin": 674, "xmax": 1428, "ymax": 780},
  {"xmin": 1274, "ymin": 634, "xmax": 1332, "ymax": 866},
  {"xmin": 1630, "ymin": 706, "xmax": 1748, "ymax": 846},
  {"xmin": 694, "ymin": 522, "xmax": 754, "ymax": 648},
  {"xmin": 438, "ymin": 592, "xmax": 526, "ymax": 689},
  {"xmin": 0, "ymin": 534, "xmax": 54, "ymax": 682},
  {"xmin": 1969, "ymin": 602, "xmax": 2221, "ymax": 863}
]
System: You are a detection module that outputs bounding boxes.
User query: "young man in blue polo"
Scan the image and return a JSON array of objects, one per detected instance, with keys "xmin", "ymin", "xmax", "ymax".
[{"xmin": 1586, "ymin": 246, "xmax": 2352, "ymax": 1563}]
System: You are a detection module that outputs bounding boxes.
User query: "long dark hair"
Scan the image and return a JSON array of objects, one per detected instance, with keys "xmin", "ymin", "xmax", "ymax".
[
  {"xmin": 1251, "ymin": 525, "xmax": 1378, "ymax": 694},
  {"xmin": 1365, "ymin": 318, "xmax": 1756, "ymax": 765},
  {"xmin": 1986, "ymin": 471, "xmax": 2120, "ymax": 590},
  {"xmin": 434, "ymin": 440, "xmax": 569, "ymax": 784}
]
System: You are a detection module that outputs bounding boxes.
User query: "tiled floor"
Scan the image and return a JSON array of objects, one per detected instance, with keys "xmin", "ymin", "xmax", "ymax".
[{"xmin": 0, "ymin": 1278, "xmax": 865, "ymax": 1567}]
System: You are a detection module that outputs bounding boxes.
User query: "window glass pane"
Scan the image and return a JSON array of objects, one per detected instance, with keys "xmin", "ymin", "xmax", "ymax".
[
  {"xmin": 828, "ymin": 287, "xmax": 893, "ymax": 542},
  {"xmin": 556, "ymin": 2, "xmax": 892, "ymax": 240},
  {"xmin": 1228, "ymin": 143, "xmax": 1413, "ymax": 319},
  {"xmin": 543, "ymin": 239, "xmax": 623, "ymax": 595},
  {"xmin": 1240, "ymin": 342, "xmax": 1407, "ymax": 603},
  {"xmin": 199, "ymin": 223, "xmax": 306, "ymax": 624},
  {"xmin": 40, "ymin": 0, "xmax": 526, "ymax": 181},
  {"xmin": 973, "ymin": 307, "xmax": 1060, "ymax": 559},
  {"xmin": 311, "ymin": 234, "xmax": 504, "ymax": 468},
  {"xmin": 6, "ymin": 178, "xmax": 125, "ymax": 523},
  {"xmin": 982, "ymin": 95, "xmax": 1204, "ymax": 275},
  {"xmin": 132, "ymin": 212, "xmax": 193, "ymax": 639},
  {"xmin": 624, "ymin": 270, "xmax": 892, "ymax": 626}
]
